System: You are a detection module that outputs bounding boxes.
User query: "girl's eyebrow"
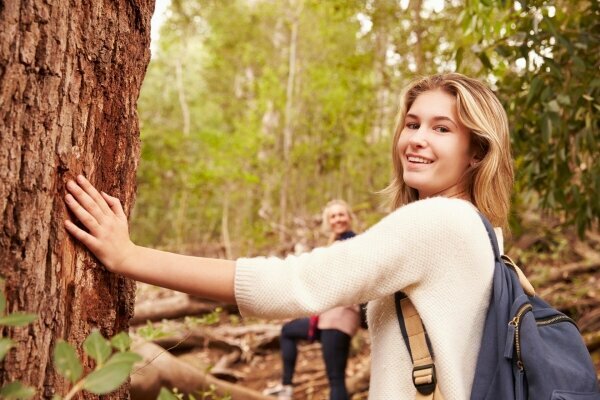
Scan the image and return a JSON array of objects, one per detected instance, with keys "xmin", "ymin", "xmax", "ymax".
[{"xmin": 406, "ymin": 113, "xmax": 458, "ymax": 128}]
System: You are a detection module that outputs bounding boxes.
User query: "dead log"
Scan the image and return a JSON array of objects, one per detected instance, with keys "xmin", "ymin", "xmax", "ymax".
[
  {"xmin": 210, "ymin": 349, "xmax": 245, "ymax": 382},
  {"xmin": 131, "ymin": 341, "xmax": 274, "ymax": 400},
  {"xmin": 153, "ymin": 324, "xmax": 281, "ymax": 359},
  {"xmin": 573, "ymin": 242, "xmax": 600, "ymax": 262},
  {"xmin": 132, "ymin": 293, "xmax": 219, "ymax": 325},
  {"xmin": 545, "ymin": 260, "xmax": 600, "ymax": 284},
  {"xmin": 578, "ymin": 307, "xmax": 600, "ymax": 333},
  {"xmin": 583, "ymin": 331, "xmax": 600, "ymax": 353}
]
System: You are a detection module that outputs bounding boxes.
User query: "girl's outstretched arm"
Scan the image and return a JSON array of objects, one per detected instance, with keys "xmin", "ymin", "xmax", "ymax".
[{"xmin": 64, "ymin": 175, "xmax": 236, "ymax": 303}]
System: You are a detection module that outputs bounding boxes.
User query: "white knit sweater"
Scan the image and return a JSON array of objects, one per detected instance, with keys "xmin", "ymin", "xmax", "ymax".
[{"xmin": 235, "ymin": 198, "xmax": 501, "ymax": 399}]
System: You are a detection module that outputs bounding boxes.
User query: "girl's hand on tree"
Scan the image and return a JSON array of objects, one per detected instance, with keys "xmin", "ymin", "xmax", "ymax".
[{"xmin": 64, "ymin": 175, "xmax": 137, "ymax": 273}]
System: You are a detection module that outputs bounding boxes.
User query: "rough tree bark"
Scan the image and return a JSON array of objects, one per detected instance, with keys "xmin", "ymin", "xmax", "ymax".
[{"xmin": 0, "ymin": 1, "xmax": 153, "ymax": 398}]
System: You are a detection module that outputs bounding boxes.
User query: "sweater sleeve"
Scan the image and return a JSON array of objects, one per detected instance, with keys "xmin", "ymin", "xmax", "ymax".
[{"xmin": 234, "ymin": 197, "xmax": 489, "ymax": 319}]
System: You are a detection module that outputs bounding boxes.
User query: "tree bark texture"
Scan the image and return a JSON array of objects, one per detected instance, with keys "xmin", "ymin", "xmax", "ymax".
[{"xmin": 0, "ymin": 1, "xmax": 153, "ymax": 398}]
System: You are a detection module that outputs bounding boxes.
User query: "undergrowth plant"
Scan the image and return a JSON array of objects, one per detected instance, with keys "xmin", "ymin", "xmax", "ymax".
[
  {"xmin": 2, "ymin": 283, "xmax": 231, "ymax": 400},
  {"xmin": 52, "ymin": 330, "xmax": 141, "ymax": 400},
  {"xmin": 0, "ymin": 284, "xmax": 38, "ymax": 400},
  {"xmin": 158, "ymin": 385, "xmax": 232, "ymax": 400}
]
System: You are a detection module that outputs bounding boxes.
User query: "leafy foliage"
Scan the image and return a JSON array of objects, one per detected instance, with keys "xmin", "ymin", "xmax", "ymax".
[
  {"xmin": 0, "ymin": 287, "xmax": 142, "ymax": 400},
  {"xmin": 158, "ymin": 384, "xmax": 232, "ymax": 400},
  {"xmin": 134, "ymin": 0, "xmax": 598, "ymax": 256},
  {"xmin": 53, "ymin": 340, "xmax": 84, "ymax": 383},
  {"xmin": 137, "ymin": 320, "xmax": 172, "ymax": 341},
  {"xmin": 0, "ymin": 287, "xmax": 37, "ymax": 398},
  {"xmin": 53, "ymin": 330, "xmax": 141, "ymax": 400},
  {"xmin": 185, "ymin": 307, "xmax": 222, "ymax": 327},
  {"xmin": 453, "ymin": 0, "xmax": 599, "ymax": 235},
  {"xmin": 0, "ymin": 382, "xmax": 36, "ymax": 400}
]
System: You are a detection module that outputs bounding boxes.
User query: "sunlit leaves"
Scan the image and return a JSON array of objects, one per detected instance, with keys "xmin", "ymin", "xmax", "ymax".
[
  {"xmin": 136, "ymin": 0, "xmax": 598, "ymax": 246},
  {"xmin": 53, "ymin": 340, "xmax": 83, "ymax": 383},
  {"xmin": 158, "ymin": 387, "xmax": 181, "ymax": 400},
  {"xmin": 0, "ymin": 382, "xmax": 36, "ymax": 400},
  {"xmin": 0, "ymin": 338, "xmax": 14, "ymax": 361},
  {"xmin": 81, "ymin": 352, "xmax": 142, "ymax": 395},
  {"xmin": 110, "ymin": 331, "xmax": 133, "ymax": 352},
  {"xmin": 53, "ymin": 331, "xmax": 138, "ymax": 397},
  {"xmin": 0, "ymin": 313, "xmax": 37, "ymax": 327},
  {"xmin": 83, "ymin": 330, "xmax": 112, "ymax": 366}
]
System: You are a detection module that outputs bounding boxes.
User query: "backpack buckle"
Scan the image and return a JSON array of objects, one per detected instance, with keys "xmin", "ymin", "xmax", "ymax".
[{"xmin": 412, "ymin": 364, "xmax": 437, "ymax": 395}]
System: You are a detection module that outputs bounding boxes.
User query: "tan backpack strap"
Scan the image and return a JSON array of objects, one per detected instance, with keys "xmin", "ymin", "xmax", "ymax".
[
  {"xmin": 395, "ymin": 293, "xmax": 444, "ymax": 399},
  {"xmin": 501, "ymin": 255, "xmax": 536, "ymax": 296}
]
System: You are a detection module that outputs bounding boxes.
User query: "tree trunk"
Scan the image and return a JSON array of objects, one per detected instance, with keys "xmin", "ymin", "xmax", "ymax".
[
  {"xmin": 279, "ymin": 1, "xmax": 301, "ymax": 243},
  {"xmin": 0, "ymin": 1, "xmax": 153, "ymax": 398}
]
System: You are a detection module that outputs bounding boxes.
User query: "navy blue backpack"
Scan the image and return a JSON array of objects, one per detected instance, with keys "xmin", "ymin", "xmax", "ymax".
[
  {"xmin": 396, "ymin": 215, "xmax": 600, "ymax": 399},
  {"xmin": 470, "ymin": 215, "xmax": 599, "ymax": 399}
]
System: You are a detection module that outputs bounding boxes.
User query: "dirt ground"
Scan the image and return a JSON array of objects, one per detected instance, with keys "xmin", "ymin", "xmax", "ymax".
[
  {"xmin": 132, "ymin": 284, "xmax": 371, "ymax": 399},
  {"xmin": 182, "ymin": 329, "xmax": 371, "ymax": 399}
]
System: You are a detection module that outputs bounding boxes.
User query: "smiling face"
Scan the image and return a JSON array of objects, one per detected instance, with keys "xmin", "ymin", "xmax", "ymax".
[
  {"xmin": 397, "ymin": 89, "xmax": 475, "ymax": 199},
  {"xmin": 327, "ymin": 204, "xmax": 352, "ymax": 237}
]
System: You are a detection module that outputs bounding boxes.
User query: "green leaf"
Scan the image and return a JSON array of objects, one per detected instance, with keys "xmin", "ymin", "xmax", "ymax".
[
  {"xmin": 157, "ymin": 388, "xmax": 180, "ymax": 400},
  {"xmin": 110, "ymin": 332, "xmax": 132, "ymax": 352},
  {"xmin": 81, "ymin": 352, "xmax": 141, "ymax": 395},
  {"xmin": 0, "ymin": 381, "xmax": 36, "ymax": 399},
  {"xmin": 478, "ymin": 51, "xmax": 493, "ymax": 70},
  {"xmin": 455, "ymin": 47, "xmax": 464, "ymax": 71},
  {"xmin": 541, "ymin": 115, "xmax": 553, "ymax": 142},
  {"xmin": 53, "ymin": 340, "xmax": 83, "ymax": 383},
  {"xmin": 137, "ymin": 321, "xmax": 170, "ymax": 341},
  {"xmin": 105, "ymin": 351, "xmax": 142, "ymax": 365},
  {"xmin": 0, "ymin": 289, "xmax": 6, "ymax": 315},
  {"xmin": 547, "ymin": 100, "xmax": 561, "ymax": 113},
  {"xmin": 0, "ymin": 338, "xmax": 14, "ymax": 361},
  {"xmin": 83, "ymin": 330, "xmax": 112, "ymax": 366},
  {"xmin": 526, "ymin": 77, "xmax": 543, "ymax": 106},
  {"xmin": 556, "ymin": 94, "xmax": 570, "ymax": 106},
  {"xmin": 81, "ymin": 365, "xmax": 131, "ymax": 395},
  {"xmin": 0, "ymin": 313, "xmax": 37, "ymax": 327}
]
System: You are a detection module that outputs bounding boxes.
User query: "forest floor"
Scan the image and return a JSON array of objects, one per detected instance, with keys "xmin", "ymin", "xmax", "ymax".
[
  {"xmin": 129, "ymin": 215, "xmax": 600, "ymax": 400},
  {"xmin": 131, "ymin": 284, "xmax": 372, "ymax": 399}
]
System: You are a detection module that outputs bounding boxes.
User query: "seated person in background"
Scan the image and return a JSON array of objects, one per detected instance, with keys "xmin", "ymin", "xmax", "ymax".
[{"xmin": 263, "ymin": 200, "xmax": 360, "ymax": 400}]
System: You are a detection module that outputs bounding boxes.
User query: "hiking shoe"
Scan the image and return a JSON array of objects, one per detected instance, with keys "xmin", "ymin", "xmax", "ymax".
[{"xmin": 262, "ymin": 384, "xmax": 293, "ymax": 400}]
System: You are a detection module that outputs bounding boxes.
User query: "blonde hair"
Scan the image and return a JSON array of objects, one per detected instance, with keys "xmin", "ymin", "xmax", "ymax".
[
  {"xmin": 321, "ymin": 199, "xmax": 354, "ymax": 244},
  {"xmin": 384, "ymin": 73, "xmax": 513, "ymax": 230}
]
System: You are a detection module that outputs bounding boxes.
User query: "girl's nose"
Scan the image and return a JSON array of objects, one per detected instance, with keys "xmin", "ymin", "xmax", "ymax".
[
  {"xmin": 409, "ymin": 124, "xmax": 427, "ymax": 146},
  {"xmin": 408, "ymin": 127, "xmax": 427, "ymax": 148}
]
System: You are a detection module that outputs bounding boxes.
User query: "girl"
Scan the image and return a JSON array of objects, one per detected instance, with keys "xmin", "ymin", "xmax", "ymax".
[
  {"xmin": 263, "ymin": 200, "xmax": 361, "ymax": 400},
  {"xmin": 64, "ymin": 73, "xmax": 513, "ymax": 399}
]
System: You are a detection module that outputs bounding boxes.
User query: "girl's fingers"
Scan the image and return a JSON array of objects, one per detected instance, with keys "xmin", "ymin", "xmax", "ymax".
[
  {"xmin": 76, "ymin": 175, "xmax": 113, "ymax": 215},
  {"xmin": 101, "ymin": 192, "xmax": 126, "ymax": 218},
  {"xmin": 64, "ymin": 219, "xmax": 100, "ymax": 251},
  {"xmin": 65, "ymin": 193, "xmax": 101, "ymax": 233},
  {"xmin": 66, "ymin": 180, "xmax": 105, "ymax": 223}
]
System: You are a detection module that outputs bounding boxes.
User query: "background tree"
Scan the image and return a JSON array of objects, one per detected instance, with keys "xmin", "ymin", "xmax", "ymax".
[{"xmin": 0, "ymin": 1, "xmax": 153, "ymax": 397}]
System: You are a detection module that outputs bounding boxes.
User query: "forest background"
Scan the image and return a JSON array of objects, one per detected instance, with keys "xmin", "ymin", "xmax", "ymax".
[
  {"xmin": 135, "ymin": 0, "xmax": 598, "ymax": 255},
  {"xmin": 128, "ymin": 0, "xmax": 600, "ymax": 394}
]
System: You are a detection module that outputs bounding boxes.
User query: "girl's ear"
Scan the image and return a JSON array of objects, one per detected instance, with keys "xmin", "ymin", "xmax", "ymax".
[{"xmin": 469, "ymin": 132, "xmax": 488, "ymax": 167}]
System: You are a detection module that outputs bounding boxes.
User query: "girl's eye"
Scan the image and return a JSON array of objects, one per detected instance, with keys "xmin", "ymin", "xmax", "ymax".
[
  {"xmin": 406, "ymin": 122, "xmax": 419, "ymax": 129},
  {"xmin": 434, "ymin": 126, "xmax": 450, "ymax": 133}
]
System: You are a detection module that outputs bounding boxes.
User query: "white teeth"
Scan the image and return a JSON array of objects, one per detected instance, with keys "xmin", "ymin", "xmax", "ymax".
[{"xmin": 407, "ymin": 156, "xmax": 433, "ymax": 164}]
